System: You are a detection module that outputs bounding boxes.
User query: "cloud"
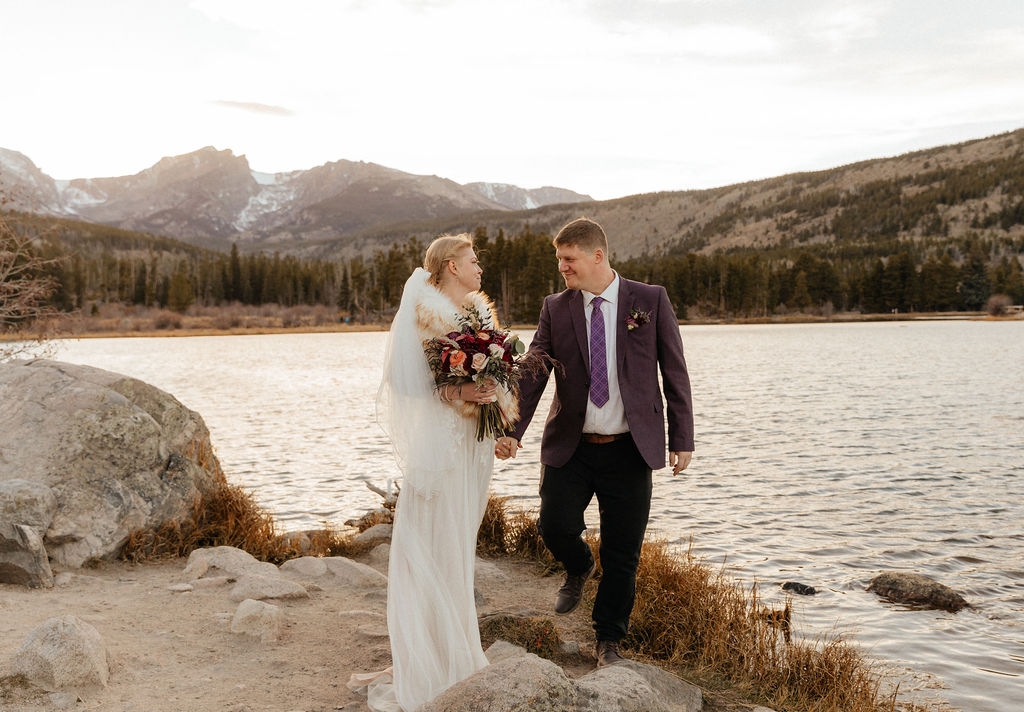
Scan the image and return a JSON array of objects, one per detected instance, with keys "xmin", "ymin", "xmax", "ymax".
[{"xmin": 211, "ymin": 100, "xmax": 295, "ymax": 116}]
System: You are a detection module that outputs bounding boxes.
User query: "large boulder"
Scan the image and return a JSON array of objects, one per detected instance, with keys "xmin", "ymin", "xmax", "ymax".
[
  {"xmin": 422, "ymin": 643, "xmax": 703, "ymax": 712},
  {"xmin": 13, "ymin": 616, "xmax": 109, "ymax": 690},
  {"xmin": 575, "ymin": 660, "xmax": 702, "ymax": 712},
  {"xmin": 420, "ymin": 653, "xmax": 579, "ymax": 712},
  {"xmin": 867, "ymin": 572, "xmax": 969, "ymax": 612},
  {"xmin": 0, "ymin": 359, "xmax": 222, "ymax": 567}
]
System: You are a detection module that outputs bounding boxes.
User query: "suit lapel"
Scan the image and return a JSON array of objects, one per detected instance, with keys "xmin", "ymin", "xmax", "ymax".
[
  {"xmin": 616, "ymin": 278, "xmax": 633, "ymax": 377},
  {"xmin": 569, "ymin": 289, "xmax": 590, "ymax": 370}
]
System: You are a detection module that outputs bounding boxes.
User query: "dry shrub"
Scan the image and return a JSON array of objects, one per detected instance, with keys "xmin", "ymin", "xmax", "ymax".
[
  {"xmin": 121, "ymin": 437, "xmax": 363, "ymax": 565},
  {"xmin": 476, "ymin": 495, "xmax": 557, "ymax": 572},
  {"xmin": 479, "ymin": 614, "xmax": 561, "ymax": 660},
  {"xmin": 152, "ymin": 310, "xmax": 182, "ymax": 330}
]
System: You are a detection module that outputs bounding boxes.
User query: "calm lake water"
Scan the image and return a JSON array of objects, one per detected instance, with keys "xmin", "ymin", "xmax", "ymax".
[{"xmin": 52, "ymin": 321, "xmax": 1023, "ymax": 711}]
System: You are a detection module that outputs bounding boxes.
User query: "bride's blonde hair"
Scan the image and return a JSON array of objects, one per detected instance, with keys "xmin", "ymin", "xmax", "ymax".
[{"xmin": 424, "ymin": 233, "xmax": 474, "ymax": 286}]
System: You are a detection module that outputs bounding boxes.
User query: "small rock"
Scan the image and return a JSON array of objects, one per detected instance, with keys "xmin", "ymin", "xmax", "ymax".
[
  {"xmin": 352, "ymin": 523, "xmax": 393, "ymax": 546},
  {"xmin": 366, "ymin": 543, "xmax": 390, "ymax": 569},
  {"xmin": 781, "ymin": 581, "xmax": 817, "ymax": 596},
  {"xmin": 192, "ymin": 576, "xmax": 234, "ymax": 590},
  {"xmin": 485, "ymin": 641, "xmax": 529, "ymax": 664},
  {"xmin": 54, "ymin": 572, "xmax": 74, "ymax": 587},
  {"xmin": 167, "ymin": 583, "xmax": 193, "ymax": 593},
  {"xmin": 559, "ymin": 640, "xmax": 581, "ymax": 655},
  {"xmin": 475, "ymin": 557, "xmax": 508, "ymax": 583},
  {"xmin": 475, "ymin": 588, "xmax": 487, "ymax": 607},
  {"xmin": 229, "ymin": 574, "xmax": 308, "ymax": 602},
  {"xmin": 183, "ymin": 546, "xmax": 278, "ymax": 581},
  {"xmin": 0, "ymin": 522, "xmax": 54, "ymax": 588},
  {"xmin": 279, "ymin": 556, "xmax": 328, "ymax": 578},
  {"xmin": 867, "ymin": 572, "xmax": 968, "ymax": 612},
  {"xmin": 13, "ymin": 615, "xmax": 109, "ymax": 690},
  {"xmin": 230, "ymin": 599, "xmax": 282, "ymax": 643},
  {"xmin": 47, "ymin": 692, "xmax": 82, "ymax": 709},
  {"xmin": 323, "ymin": 556, "xmax": 389, "ymax": 588}
]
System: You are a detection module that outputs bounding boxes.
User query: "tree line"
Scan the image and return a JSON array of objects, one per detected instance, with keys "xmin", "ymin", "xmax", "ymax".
[{"xmin": 4, "ymin": 212, "xmax": 1024, "ymax": 334}]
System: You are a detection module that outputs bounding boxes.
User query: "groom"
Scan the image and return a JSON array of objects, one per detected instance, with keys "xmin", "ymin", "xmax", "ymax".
[{"xmin": 495, "ymin": 217, "xmax": 694, "ymax": 667}]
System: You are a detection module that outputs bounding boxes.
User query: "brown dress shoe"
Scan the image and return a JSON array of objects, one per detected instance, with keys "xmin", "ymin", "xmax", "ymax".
[
  {"xmin": 596, "ymin": 639, "xmax": 626, "ymax": 667},
  {"xmin": 554, "ymin": 561, "xmax": 596, "ymax": 615}
]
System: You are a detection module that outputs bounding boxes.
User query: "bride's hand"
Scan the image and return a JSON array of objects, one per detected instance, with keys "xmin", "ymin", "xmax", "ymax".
[{"xmin": 460, "ymin": 380, "xmax": 497, "ymax": 404}]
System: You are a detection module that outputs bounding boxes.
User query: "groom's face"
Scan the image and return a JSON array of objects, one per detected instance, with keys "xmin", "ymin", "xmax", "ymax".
[{"xmin": 556, "ymin": 244, "xmax": 601, "ymax": 292}]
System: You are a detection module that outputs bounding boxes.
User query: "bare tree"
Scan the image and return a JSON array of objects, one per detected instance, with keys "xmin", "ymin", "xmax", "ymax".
[{"xmin": 0, "ymin": 211, "xmax": 59, "ymax": 360}]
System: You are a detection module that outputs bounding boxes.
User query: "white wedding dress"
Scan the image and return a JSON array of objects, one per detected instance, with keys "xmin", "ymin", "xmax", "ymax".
[{"xmin": 349, "ymin": 268, "xmax": 493, "ymax": 712}]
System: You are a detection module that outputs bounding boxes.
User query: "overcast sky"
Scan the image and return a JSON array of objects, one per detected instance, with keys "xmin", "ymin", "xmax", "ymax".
[{"xmin": 3, "ymin": 0, "xmax": 1023, "ymax": 199}]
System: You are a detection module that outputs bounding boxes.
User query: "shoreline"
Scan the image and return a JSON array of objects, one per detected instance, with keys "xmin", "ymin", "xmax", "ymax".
[{"xmin": 4, "ymin": 310, "xmax": 1015, "ymax": 342}]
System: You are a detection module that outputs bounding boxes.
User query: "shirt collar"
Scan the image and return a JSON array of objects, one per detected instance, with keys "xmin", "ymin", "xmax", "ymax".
[{"xmin": 583, "ymin": 272, "xmax": 619, "ymax": 309}]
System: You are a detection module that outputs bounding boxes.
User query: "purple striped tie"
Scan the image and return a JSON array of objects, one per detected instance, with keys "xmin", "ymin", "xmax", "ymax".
[{"xmin": 589, "ymin": 296, "xmax": 609, "ymax": 407}]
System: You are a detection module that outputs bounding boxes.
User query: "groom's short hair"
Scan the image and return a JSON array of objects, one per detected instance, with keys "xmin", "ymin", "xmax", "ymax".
[{"xmin": 553, "ymin": 217, "xmax": 608, "ymax": 255}]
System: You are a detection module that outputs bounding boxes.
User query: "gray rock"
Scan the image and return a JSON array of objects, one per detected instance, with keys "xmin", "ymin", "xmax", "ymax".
[
  {"xmin": 352, "ymin": 523, "xmax": 393, "ymax": 546},
  {"xmin": 229, "ymin": 574, "xmax": 308, "ymax": 602},
  {"xmin": 867, "ymin": 572, "xmax": 969, "ymax": 612},
  {"xmin": 0, "ymin": 478, "xmax": 57, "ymax": 535},
  {"xmin": 13, "ymin": 615, "xmax": 109, "ymax": 690},
  {"xmin": 191, "ymin": 575, "xmax": 234, "ymax": 590},
  {"xmin": 167, "ymin": 583, "xmax": 193, "ymax": 593},
  {"xmin": 575, "ymin": 660, "xmax": 702, "ymax": 712},
  {"xmin": 420, "ymin": 653, "xmax": 578, "ymax": 712},
  {"xmin": 484, "ymin": 641, "xmax": 529, "ymax": 664},
  {"xmin": 322, "ymin": 556, "xmax": 389, "ymax": 589},
  {"xmin": 279, "ymin": 556, "xmax": 329, "ymax": 578},
  {"xmin": 48, "ymin": 692, "xmax": 82, "ymax": 709},
  {"xmin": 0, "ymin": 521, "xmax": 54, "ymax": 587},
  {"xmin": 230, "ymin": 599, "xmax": 282, "ymax": 643},
  {"xmin": 366, "ymin": 543, "xmax": 390, "ymax": 569},
  {"xmin": 474, "ymin": 588, "xmax": 487, "ymax": 608},
  {"xmin": 54, "ymin": 572, "xmax": 74, "ymax": 587},
  {"xmin": 474, "ymin": 557, "xmax": 507, "ymax": 583},
  {"xmin": 0, "ymin": 360, "xmax": 222, "ymax": 567},
  {"xmin": 183, "ymin": 546, "xmax": 278, "ymax": 580}
]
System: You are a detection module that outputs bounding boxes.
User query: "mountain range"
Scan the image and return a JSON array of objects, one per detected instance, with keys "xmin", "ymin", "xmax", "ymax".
[
  {"xmin": 3, "ymin": 128, "xmax": 1023, "ymax": 264},
  {"xmin": 0, "ymin": 146, "xmax": 592, "ymax": 251}
]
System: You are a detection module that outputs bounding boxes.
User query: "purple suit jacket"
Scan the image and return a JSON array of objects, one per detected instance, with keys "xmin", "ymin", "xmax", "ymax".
[{"xmin": 509, "ymin": 277, "xmax": 694, "ymax": 470}]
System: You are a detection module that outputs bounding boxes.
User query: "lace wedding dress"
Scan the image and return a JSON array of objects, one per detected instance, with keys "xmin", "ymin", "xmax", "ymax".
[{"xmin": 349, "ymin": 268, "xmax": 495, "ymax": 711}]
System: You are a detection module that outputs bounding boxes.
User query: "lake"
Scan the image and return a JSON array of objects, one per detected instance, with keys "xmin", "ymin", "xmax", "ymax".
[{"xmin": 51, "ymin": 320, "xmax": 1023, "ymax": 711}]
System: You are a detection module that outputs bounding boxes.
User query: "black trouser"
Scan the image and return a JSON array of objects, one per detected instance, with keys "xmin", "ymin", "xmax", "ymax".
[{"xmin": 538, "ymin": 436, "xmax": 653, "ymax": 642}]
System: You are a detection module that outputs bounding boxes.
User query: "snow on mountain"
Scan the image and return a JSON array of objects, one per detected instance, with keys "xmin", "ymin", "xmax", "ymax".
[
  {"xmin": 465, "ymin": 182, "xmax": 593, "ymax": 210},
  {"xmin": 0, "ymin": 146, "xmax": 592, "ymax": 248}
]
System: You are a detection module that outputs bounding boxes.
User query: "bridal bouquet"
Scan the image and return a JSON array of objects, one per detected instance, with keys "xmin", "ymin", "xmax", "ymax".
[{"xmin": 423, "ymin": 304, "xmax": 529, "ymax": 441}]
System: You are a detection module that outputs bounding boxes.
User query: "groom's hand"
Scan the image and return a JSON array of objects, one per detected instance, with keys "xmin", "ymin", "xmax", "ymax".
[
  {"xmin": 495, "ymin": 436, "xmax": 521, "ymax": 460},
  {"xmin": 670, "ymin": 451, "xmax": 692, "ymax": 476}
]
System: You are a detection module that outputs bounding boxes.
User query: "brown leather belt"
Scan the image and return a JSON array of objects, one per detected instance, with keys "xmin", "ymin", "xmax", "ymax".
[{"xmin": 580, "ymin": 432, "xmax": 630, "ymax": 445}]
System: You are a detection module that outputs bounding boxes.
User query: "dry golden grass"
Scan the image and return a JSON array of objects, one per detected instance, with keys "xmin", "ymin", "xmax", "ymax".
[
  {"xmin": 121, "ymin": 436, "xmax": 367, "ymax": 564},
  {"xmin": 477, "ymin": 497, "xmax": 907, "ymax": 712}
]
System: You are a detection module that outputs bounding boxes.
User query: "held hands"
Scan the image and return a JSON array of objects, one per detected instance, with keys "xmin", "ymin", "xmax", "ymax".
[
  {"xmin": 670, "ymin": 451, "xmax": 693, "ymax": 476},
  {"xmin": 441, "ymin": 380, "xmax": 497, "ymax": 404},
  {"xmin": 495, "ymin": 436, "xmax": 521, "ymax": 460}
]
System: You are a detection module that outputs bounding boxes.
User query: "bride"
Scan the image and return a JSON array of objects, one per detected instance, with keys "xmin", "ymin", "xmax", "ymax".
[{"xmin": 349, "ymin": 234, "xmax": 517, "ymax": 711}]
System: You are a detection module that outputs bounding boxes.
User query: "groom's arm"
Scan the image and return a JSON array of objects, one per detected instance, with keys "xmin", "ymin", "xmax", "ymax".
[
  {"xmin": 655, "ymin": 287, "xmax": 695, "ymax": 454},
  {"xmin": 506, "ymin": 296, "xmax": 554, "ymax": 443}
]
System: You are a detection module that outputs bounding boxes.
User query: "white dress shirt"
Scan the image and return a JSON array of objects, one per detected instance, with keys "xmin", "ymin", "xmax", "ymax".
[{"xmin": 582, "ymin": 273, "xmax": 629, "ymax": 435}]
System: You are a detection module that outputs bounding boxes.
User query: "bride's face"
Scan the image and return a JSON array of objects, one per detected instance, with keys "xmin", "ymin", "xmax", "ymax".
[{"xmin": 450, "ymin": 248, "xmax": 482, "ymax": 291}]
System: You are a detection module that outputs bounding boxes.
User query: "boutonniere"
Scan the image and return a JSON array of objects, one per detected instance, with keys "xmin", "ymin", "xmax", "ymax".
[{"xmin": 625, "ymin": 309, "xmax": 651, "ymax": 331}]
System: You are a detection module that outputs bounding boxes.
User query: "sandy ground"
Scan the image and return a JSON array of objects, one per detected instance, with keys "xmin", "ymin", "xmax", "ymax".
[{"xmin": 0, "ymin": 552, "xmax": 754, "ymax": 712}]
